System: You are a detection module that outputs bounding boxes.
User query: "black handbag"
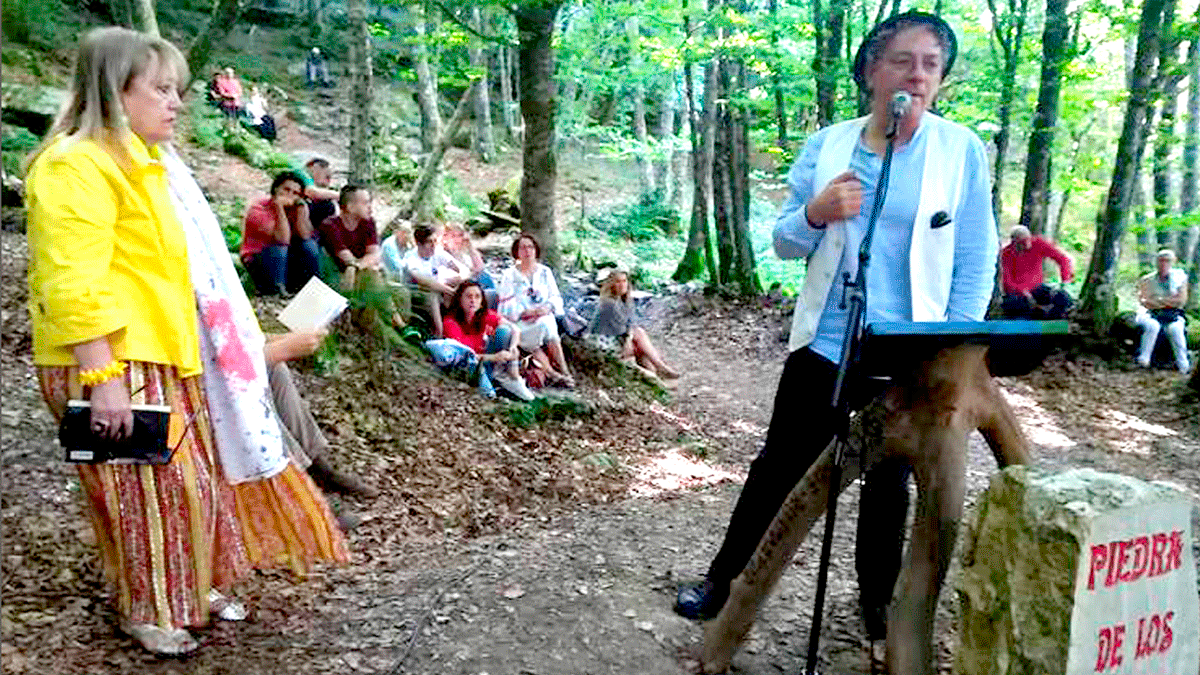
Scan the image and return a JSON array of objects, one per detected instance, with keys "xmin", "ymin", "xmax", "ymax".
[
  {"xmin": 59, "ymin": 401, "xmax": 176, "ymax": 464},
  {"xmin": 1149, "ymin": 307, "xmax": 1185, "ymax": 325}
]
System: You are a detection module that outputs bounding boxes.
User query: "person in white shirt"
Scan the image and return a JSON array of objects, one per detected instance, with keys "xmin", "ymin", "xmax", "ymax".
[
  {"xmin": 497, "ymin": 234, "xmax": 574, "ymax": 387},
  {"xmin": 403, "ymin": 224, "xmax": 469, "ymax": 337},
  {"xmin": 1134, "ymin": 249, "xmax": 1191, "ymax": 372}
]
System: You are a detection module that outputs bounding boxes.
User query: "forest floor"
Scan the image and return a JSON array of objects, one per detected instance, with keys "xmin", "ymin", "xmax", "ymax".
[{"xmin": 3, "ymin": 87, "xmax": 1199, "ymax": 675}]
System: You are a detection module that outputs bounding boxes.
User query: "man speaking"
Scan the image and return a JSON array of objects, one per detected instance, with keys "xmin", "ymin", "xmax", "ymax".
[{"xmin": 673, "ymin": 11, "xmax": 998, "ymax": 644}]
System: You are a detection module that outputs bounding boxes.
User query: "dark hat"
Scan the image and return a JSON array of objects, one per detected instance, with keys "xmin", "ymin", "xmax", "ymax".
[{"xmin": 852, "ymin": 11, "xmax": 957, "ymax": 90}]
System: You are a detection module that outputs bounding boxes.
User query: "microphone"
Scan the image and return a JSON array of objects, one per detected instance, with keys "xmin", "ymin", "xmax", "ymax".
[{"xmin": 890, "ymin": 91, "xmax": 912, "ymax": 120}]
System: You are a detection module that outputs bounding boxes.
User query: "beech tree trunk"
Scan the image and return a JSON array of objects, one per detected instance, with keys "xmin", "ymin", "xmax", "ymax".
[
  {"xmin": 1184, "ymin": 19, "xmax": 1200, "ymax": 308},
  {"xmin": 347, "ymin": 0, "xmax": 373, "ymax": 185},
  {"xmin": 186, "ymin": 0, "xmax": 243, "ymax": 80},
  {"xmin": 1182, "ymin": 26, "xmax": 1200, "ymax": 265},
  {"xmin": 674, "ymin": 54, "xmax": 718, "ymax": 283},
  {"xmin": 1080, "ymin": 0, "xmax": 1172, "ymax": 329},
  {"xmin": 413, "ymin": 4, "xmax": 443, "ymax": 154},
  {"xmin": 1152, "ymin": 0, "xmax": 1182, "ymax": 252},
  {"xmin": 812, "ymin": 0, "xmax": 843, "ymax": 127},
  {"xmin": 729, "ymin": 59, "xmax": 758, "ymax": 295},
  {"xmin": 627, "ymin": 16, "xmax": 655, "ymax": 196},
  {"xmin": 513, "ymin": 1, "xmax": 563, "ymax": 272},
  {"xmin": 469, "ymin": 6, "xmax": 496, "ymax": 163},
  {"xmin": 1133, "ymin": 178, "xmax": 1155, "ymax": 270},
  {"xmin": 497, "ymin": 44, "xmax": 518, "ymax": 144},
  {"xmin": 654, "ymin": 74, "xmax": 678, "ymax": 207},
  {"xmin": 133, "ymin": 0, "xmax": 159, "ymax": 37},
  {"xmin": 401, "ymin": 82, "xmax": 480, "ymax": 221},
  {"xmin": 712, "ymin": 54, "xmax": 758, "ymax": 294},
  {"xmin": 986, "ymin": 0, "xmax": 1029, "ymax": 223},
  {"xmin": 768, "ymin": 0, "xmax": 788, "ymax": 149},
  {"xmin": 1017, "ymin": 0, "xmax": 1068, "ymax": 235}
]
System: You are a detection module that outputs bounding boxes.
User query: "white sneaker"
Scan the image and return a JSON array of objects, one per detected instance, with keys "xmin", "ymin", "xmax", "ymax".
[{"xmin": 493, "ymin": 370, "xmax": 536, "ymax": 401}]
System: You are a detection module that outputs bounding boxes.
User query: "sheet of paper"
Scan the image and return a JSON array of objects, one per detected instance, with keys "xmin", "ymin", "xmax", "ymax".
[{"xmin": 277, "ymin": 276, "xmax": 349, "ymax": 333}]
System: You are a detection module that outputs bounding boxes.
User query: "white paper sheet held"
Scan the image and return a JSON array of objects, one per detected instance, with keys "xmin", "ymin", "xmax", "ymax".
[{"xmin": 277, "ymin": 276, "xmax": 349, "ymax": 333}]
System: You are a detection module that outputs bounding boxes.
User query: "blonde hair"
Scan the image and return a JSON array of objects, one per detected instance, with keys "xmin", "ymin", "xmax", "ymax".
[
  {"xmin": 26, "ymin": 26, "xmax": 189, "ymax": 170},
  {"xmin": 599, "ymin": 268, "xmax": 631, "ymax": 302}
]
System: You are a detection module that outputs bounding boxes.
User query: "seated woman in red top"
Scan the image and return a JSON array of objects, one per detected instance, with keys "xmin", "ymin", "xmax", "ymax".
[{"xmin": 443, "ymin": 281, "xmax": 536, "ymax": 401}]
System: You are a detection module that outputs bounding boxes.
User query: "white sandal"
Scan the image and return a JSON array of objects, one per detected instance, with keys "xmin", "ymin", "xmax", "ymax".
[
  {"xmin": 208, "ymin": 588, "xmax": 248, "ymax": 621},
  {"xmin": 119, "ymin": 620, "xmax": 199, "ymax": 655}
]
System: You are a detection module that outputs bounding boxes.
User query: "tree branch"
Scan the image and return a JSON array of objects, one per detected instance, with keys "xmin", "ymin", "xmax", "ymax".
[{"xmin": 429, "ymin": 0, "xmax": 515, "ymax": 46}]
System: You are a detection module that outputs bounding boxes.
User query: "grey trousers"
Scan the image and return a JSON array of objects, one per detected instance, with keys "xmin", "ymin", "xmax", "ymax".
[{"xmin": 268, "ymin": 361, "xmax": 328, "ymax": 470}]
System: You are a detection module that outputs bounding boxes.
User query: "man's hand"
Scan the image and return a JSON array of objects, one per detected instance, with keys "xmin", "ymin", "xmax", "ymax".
[
  {"xmin": 265, "ymin": 330, "xmax": 328, "ymax": 365},
  {"xmin": 360, "ymin": 251, "xmax": 383, "ymax": 271},
  {"xmin": 806, "ymin": 171, "xmax": 862, "ymax": 226}
]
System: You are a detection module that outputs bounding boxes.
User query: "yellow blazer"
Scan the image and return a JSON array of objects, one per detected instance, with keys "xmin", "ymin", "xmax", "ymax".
[{"xmin": 25, "ymin": 134, "xmax": 202, "ymax": 377}]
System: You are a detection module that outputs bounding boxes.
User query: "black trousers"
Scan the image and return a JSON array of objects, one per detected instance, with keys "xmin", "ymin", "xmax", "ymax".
[
  {"xmin": 1000, "ymin": 284, "xmax": 1072, "ymax": 319},
  {"xmin": 706, "ymin": 347, "xmax": 909, "ymax": 634}
]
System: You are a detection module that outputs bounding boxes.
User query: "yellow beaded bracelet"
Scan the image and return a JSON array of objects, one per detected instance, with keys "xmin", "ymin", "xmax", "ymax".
[{"xmin": 79, "ymin": 360, "xmax": 127, "ymax": 387}]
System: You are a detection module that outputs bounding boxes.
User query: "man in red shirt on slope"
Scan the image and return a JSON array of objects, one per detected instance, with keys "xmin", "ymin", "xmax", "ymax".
[{"xmin": 999, "ymin": 225, "xmax": 1074, "ymax": 319}]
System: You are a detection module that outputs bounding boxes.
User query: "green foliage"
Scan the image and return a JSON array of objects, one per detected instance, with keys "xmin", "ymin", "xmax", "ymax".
[
  {"xmin": 502, "ymin": 392, "xmax": 596, "ymax": 429},
  {"xmin": 186, "ymin": 98, "xmax": 291, "ymax": 173},
  {"xmin": 223, "ymin": 126, "xmax": 292, "ymax": 172},
  {"xmin": 444, "ymin": 175, "xmax": 482, "ymax": 217},
  {"xmin": 209, "ymin": 197, "xmax": 247, "ymax": 253},
  {"xmin": 2, "ymin": 0, "xmax": 72, "ymax": 49},
  {"xmin": 2, "ymin": 125, "xmax": 40, "ymax": 178},
  {"xmin": 375, "ymin": 142, "xmax": 420, "ymax": 188},
  {"xmin": 588, "ymin": 194, "xmax": 681, "ymax": 242},
  {"xmin": 188, "ymin": 112, "xmax": 225, "ymax": 151}
]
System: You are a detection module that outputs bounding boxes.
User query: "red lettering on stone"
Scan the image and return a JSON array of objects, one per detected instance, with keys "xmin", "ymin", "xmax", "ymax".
[
  {"xmin": 1115, "ymin": 539, "xmax": 1134, "ymax": 582},
  {"xmin": 1149, "ymin": 533, "xmax": 1168, "ymax": 577},
  {"xmin": 1089, "ymin": 527, "xmax": 1186, "ymax": 591},
  {"xmin": 1165, "ymin": 530, "xmax": 1183, "ymax": 574},
  {"xmin": 1128, "ymin": 536, "xmax": 1150, "ymax": 582},
  {"xmin": 1089, "ymin": 544, "xmax": 1109, "ymax": 590},
  {"xmin": 1097, "ymin": 627, "xmax": 1114, "ymax": 672},
  {"xmin": 1106, "ymin": 541, "xmax": 1120, "ymax": 587},
  {"xmin": 1136, "ymin": 617, "xmax": 1148, "ymax": 658},
  {"xmin": 1110, "ymin": 624, "xmax": 1125, "ymax": 669},
  {"xmin": 1160, "ymin": 612, "xmax": 1173, "ymax": 653}
]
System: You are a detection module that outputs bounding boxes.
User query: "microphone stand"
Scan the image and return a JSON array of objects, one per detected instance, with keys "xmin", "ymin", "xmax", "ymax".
[{"xmin": 803, "ymin": 112, "xmax": 902, "ymax": 675}]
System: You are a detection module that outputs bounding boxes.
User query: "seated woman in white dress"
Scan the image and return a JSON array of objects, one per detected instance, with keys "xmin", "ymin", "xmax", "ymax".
[{"xmin": 497, "ymin": 234, "xmax": 575, "ymax": 387}]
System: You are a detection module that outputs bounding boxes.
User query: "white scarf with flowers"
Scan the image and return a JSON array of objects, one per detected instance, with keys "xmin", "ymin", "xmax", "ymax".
[{"xmin": 162, "ymin": 149, "xmax": 288, "ymax": 484}]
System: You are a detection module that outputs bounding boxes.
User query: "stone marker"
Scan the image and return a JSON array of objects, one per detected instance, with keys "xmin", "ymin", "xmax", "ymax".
[{"xmin": 956, "ymin": 466, "xmax": 1198, "ymax": 675}]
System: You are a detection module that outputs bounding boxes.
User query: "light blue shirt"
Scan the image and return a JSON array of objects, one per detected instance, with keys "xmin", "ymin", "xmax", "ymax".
[
  {"xmin": 380, "ymin": 234, "xmax": 410, "ymax": 281},
  {"xmin": 774, "ymin": 117, "xmax": 997, "ymax": 363}
]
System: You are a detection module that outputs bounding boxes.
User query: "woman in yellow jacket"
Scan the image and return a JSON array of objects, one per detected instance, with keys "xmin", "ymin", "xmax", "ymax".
[{"xmin": 26, "ymin": 27, "xmax": 348, "ymax": 655}]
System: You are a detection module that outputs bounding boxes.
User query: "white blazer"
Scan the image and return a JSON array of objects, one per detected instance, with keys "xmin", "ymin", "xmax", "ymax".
[{"xmin": 788, "ymin": 114, "xmax": 972, "ymax": 352}]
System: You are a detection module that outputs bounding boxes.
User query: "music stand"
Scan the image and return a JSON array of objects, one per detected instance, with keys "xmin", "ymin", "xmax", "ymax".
[{"xmin": 858, "ymin": 319, "xmax": 1071, "ymax": 379}]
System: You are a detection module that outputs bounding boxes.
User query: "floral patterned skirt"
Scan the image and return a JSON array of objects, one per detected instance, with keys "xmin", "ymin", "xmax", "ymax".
[{"xmin": 39, "ymin": 361, "xmax": 349, "ymax": 629}]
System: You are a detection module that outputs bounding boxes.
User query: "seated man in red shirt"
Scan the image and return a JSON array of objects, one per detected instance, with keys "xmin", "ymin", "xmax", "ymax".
[
  {"xmin": 318, "ymin": 185, "xmax": 408, "ymax": 327},
  {"xmin": 318, "ymin": 185, "xmax": 382, "ymax": 280},
  {"xmin": 241, "ymin": 171, "xmax": 321, "ymax": 296},
  {"xmin": 999, "ymin": 225, "xmax": 1074, "ymax": 319}
]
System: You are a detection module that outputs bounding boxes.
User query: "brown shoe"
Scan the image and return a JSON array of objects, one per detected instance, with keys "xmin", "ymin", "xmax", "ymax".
[{"xmin": 308, "ymin": 455, "xmax": 379, "ymax": 499}]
